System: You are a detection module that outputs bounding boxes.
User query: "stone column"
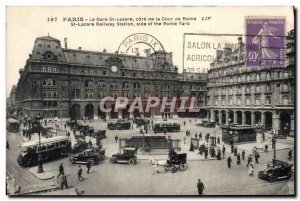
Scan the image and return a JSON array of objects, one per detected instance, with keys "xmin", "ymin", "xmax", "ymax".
[
  {"xmin": 211, "ymin": 110, "xmax": 215, "ymax": 122},
  {"xmin": 242, "ymin": 112, "xmax": 246, "ymax": 125},
  {"xmin": 118, "ymin": 110, "xmax": 122, "ymax": 119},
  {"xmin": 233, "ymin": 111, "xmax": 237, "ymax": 124},
  {"xmin": 261, "ymin": 112, "xmax": 265, "ymax": 128},
  {"xmin": 251, "ymin": 112, "xmax": 255, "ymax": 126},
  {"xmin": 226, "ymin": 111, "xmax": 229, "ymax": 125},
  {"xmin": 290, "ymin": 114, "xmax": 295, "ymax": 136},
  {"xmin": 272, "ymin": 112, "xmax": 280, "ymax": 131},
  {"xmin": 219, "ymin": 111, "xmax": 222, "ymax": 124},
  {"xmin": 106, "ymin": 112, "xmax": 111, "ymax": 120}
]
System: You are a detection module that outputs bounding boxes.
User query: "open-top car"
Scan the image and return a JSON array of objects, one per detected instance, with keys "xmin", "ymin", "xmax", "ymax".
[
  {"xmin": 69, "ymin": 148, "xmax": 105, "ymax": 165},
  {"xmin": 258, "ymin": 159, "xmax": 293, "ymax": 183},
  {"xmin": 109, "ymin": 147, "xmax": 137, "ymax": 165},
  {"xmin": 91, "ymin": 130, "xmax": 106, "ymax": 139}
]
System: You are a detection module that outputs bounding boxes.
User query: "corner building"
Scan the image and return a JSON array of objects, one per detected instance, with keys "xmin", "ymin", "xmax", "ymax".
[{"xmin": 206, "ymin": 31, "xmax": 295, "ymax": 136}]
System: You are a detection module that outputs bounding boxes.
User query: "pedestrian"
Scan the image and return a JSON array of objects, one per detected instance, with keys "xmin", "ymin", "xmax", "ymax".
[
  {"xmin": 288, "ymin": 149, "xmax": 293, "ymax": 160},
  {"xmin": 234, "ymin": 146, "xmax": 238, "ymax": 156},
  {"xmin": 6, "ymin": 141, "xmax": 9, "ymax": 150},
  {"xmin": 67, "ymin": 131, "xmax": 70, "ymax": 137},
  {"xmin": 242, "ymin": 150, "xmax": 245, "ymax": 160},
  {"xmin": 57, "ymin": 163, "xmax": 64, "ymax": 178},
  {"xmin": 195, "ymin": 133, "xmax": 198, "ymax": 139},
  {"xmin": 247, "ymin": 154, "xmax": 253, "ymax": 167},
  {"xmin": 197, "ymin": 179, "xmax": 205, "ymax": 195},
  {"xmin": 248, "ymin": 162, "xmax": 254, "ymax": 176},
  {"xmin": 237, "ymin": 153, "xmax": 241, "ymax": 165},
  {"xmin": 183, "ymin": 121, "xmax": 186, "ymax": 126},
  {"xmin": 217, "ymin": 136, "xmax": 220, "ymax": 144},
  {"xmin": 217, "ymin": 151, "xmax": 221, "ymax": 160},
  {"xmin": 227, "ymin": 156, "xmax": 232, "ymax": 168},
  {"xmin": 152, "ymin": 161, "xmax": 158, "ymax": 175},
  {"xmin": 88, "ymin": 139, "xmax": 92, "ymax": 148},
  {"xmin": 222, "ymin": 145, "xmax": 226, "ymax": 156},
  {"xmin": 231, "ymin": 144, "xmax": 234, "ymax": 154},
  {"xmin": 60, "ymin": 173, "xmax": 68, "ymax": 190},
  {"xmin": 255, "ymin": 152, "xmax": 260, "ymax": 164},
  {"xmin": 78, "ymin": 165, "xmax": 84, "ymax": 181},
  {"xmin": 64, "ymin": 123, "xmax": 67, "ymax": 130},
  {"xmin": 189, "ymin": 119, "xmax": 191, "ymax": 123},
  {"xmin": 199, "ymin": 133, "xmax": 202, "ymax": 141},
  {"xmin": 115, "ymin": 135, "xmax": 119, "ymax": 143},
  {"xmin": 86, "ymin": 161, "xmax": 92, "ymax": 174},
  {"xmin": 183, "ymin": 136, "xmax": 186, "ymax": 144},
  {"xmin": 264, "ymin": 144, "xmax": 268, "ymax": 152},
  {"xmin": 204, "ymin": 148, "xmax": 208, "ymax": 159},
  {"xmin": 186, "ymin": 131, "xmax": 188, "ymax": 137}
]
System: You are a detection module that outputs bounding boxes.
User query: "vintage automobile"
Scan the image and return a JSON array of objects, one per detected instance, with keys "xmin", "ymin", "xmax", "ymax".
[
  {"xmin": 69, "ymin": 148, "xmax": 105, "ymax": 165},
  {"xmin": 153, "ymin": 121, "xmax": 180, "ymax": 133},
  {"xmin": 7, "ymin": 118, "xmax": 20, "ymax": 133},
  {"xmin": 258, "ymin": 160, "xmax": 293, "ymax": 183},
  {"xmin": 91, "ymin": 130, "xmax": 106, "ymax": 139},
  {"xmin": 133, "ymin": 118, "xmax": 150, "ymax": 127},
  {"xmin": 107, "ymin": 120, "xmax": 131, "ymax": 130},
  {"xmin": 72, "ymin": 140, "xmax": 89, "ymax": 153},
  {"xmin": 66, "ymin": 119, "xmax": 78, "ymax": 127},
  {"xmin": 196, "ymin": 121, "xmax": 216, "ymax": 128},
  {"xmin": 109, "ymin": 147, "xmax": 137, "ymax": 165}
]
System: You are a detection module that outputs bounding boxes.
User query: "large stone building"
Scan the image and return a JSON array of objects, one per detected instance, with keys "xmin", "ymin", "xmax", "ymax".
[
  {"xmin": 15, "ymin": 36, "xmax": 207, "ymax": 120},
  {"xmin": 206, "ymin": 30, "xmax": 295, "ymax": 135}
]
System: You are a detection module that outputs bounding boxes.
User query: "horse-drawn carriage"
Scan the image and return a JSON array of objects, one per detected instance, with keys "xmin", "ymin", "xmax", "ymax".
[{"xmin": 149, "ymin": 153, "xmax": 188, "ymax": 173}]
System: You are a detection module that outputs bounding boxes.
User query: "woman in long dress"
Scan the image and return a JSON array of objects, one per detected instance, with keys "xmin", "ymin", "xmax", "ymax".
[
  {"xmin": 248, "ymin": 162, "xmax": 254, "ymax": 176},
  {"xmin": 252, "ymin": 21, "xmax": 279, "ymax": 60}
]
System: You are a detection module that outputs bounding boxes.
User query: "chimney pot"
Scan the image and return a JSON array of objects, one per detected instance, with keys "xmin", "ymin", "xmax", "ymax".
[{"xmin": 64, "ymin": 38, "xmax": 68, "ymax": 49}]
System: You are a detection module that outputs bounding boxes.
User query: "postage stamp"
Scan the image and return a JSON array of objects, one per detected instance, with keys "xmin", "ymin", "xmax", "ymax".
[{"xmin": 245, "ymin": 17, "xmax": 286, "ymax": 67}]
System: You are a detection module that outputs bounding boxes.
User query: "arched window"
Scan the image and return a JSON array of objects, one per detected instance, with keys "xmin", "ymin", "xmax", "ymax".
[
  {"xmin": 237, "ymin": 97, "xmax": 242, "ymax": 105},
  {"xmin": 256, "ymin": 73, "xmax": 260, "ymax": 81},
  {"xmin": 247, "ymin": 75, "xmax": 251, "ymax": 82},
  {"xmin": 283, "ymin": 83, "xmax": 289, "ymax": 92},
  {"xmin": 246, "ymin": 86, "xmax": 250, "ymax": 93},
  {"xmin": 266, "ymin": 96, "xmax": 271, "ymax": 104},
  {"xmin": 256, "ymin": 85, "xmax": 260, "ymax": 92},
  {"xmin": 267, "ymin": 72, "xmax": 271, "ymax": 80},
  {"xmin": 283, "ymin": 96, "xmax": 289, "ymax": 105},
  {"xmin": 237, "ymin": 76, "xmax": 241, "ymax": 83},
  {"xmin": 133, "ymin": 82, "xmax": 140, "ymax": 89},
  {"xmin": 255, "ymin": 96, "xmax": 260, "ymax": 105},
  {"xmin": 266, "ymin": 84, "xmax": 272, "ymax": 92},
  {"xmin": 246, "ymin": 97, "xmax": 251, "ymax": 105},
  {"xmin": 238, "ymin": 86, "xmax": 242, "ymax": 94}
]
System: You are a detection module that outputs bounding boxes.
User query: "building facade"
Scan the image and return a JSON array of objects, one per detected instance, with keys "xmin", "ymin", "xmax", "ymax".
[
  {"xmin": 206, "ymin": 30, "xmax": 295, "ymax": 135},
  {"xmin": 15, "ymin": 36, "xmax": 208, "ymax": 120}
]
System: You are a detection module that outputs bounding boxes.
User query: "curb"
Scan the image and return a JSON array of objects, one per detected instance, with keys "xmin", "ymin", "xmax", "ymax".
[{"xmin": 28, "ymin": 168, "xmax": 55, "ymax": 180}]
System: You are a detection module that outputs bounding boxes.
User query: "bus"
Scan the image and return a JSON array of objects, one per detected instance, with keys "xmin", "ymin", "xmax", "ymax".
[{"xmin": 17, "ymin": 136, "xmax": 71, "ymax": 167}]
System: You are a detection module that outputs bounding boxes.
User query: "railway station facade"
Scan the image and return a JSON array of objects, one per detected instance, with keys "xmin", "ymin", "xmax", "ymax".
[{"xmin": 14, "ymin": 36, "xmax": 207, "ymax": 120}]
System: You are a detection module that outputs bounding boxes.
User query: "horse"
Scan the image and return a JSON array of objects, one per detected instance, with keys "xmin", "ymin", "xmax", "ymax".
[{"xmin": 148, "ymin": 159, "xmax": 168, "ymax": 167}]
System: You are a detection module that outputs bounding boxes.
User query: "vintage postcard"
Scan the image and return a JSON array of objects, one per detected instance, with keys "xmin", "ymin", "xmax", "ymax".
[{"xmin": 6, "ymin": 6, "xmax": 295, "ymax": 196}]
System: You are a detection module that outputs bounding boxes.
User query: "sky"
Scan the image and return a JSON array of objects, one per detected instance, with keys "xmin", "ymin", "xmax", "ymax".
[{"xmin": 6, "ymin": 6, "xmax": 294, "ymax": 96}]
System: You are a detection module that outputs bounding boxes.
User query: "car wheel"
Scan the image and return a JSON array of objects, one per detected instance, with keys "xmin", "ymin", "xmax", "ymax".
[
  {"xmin": 258, "ymin": 171, "xmax": 263, "ymax": 178},
  {"xmin": 269, "ymin": 175, "xmax": 276, "ymax": 183},
  {"xmin": 179, "ymin": 163, "xmax": 188, "ymax": 171},
  {"xmin": 87, "ymin": 160, "xmax": 95, "ymax": 166},
  {"xmin": 128, "ymin": 159, "xmax": 135, "ymax": 165},
  {"xmin": 110, "ymin": 158, "xmax": 116, "ymax": 164},
  {"xmin": 171, "ymin": 166, "xmax": 177, "ymax": 173},
  {"xmin": 69, "ymin": 158, "xmax": 75, "ymax": 164}
]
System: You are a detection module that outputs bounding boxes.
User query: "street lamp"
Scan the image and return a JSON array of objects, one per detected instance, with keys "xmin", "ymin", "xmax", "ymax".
[
  {"xmin": 33, "ymin": 119, "xmax": 44, "ymax": 173},
  {"xmin": 272, "ymin": 132, "xmax": 277, "ymax": 163}
]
